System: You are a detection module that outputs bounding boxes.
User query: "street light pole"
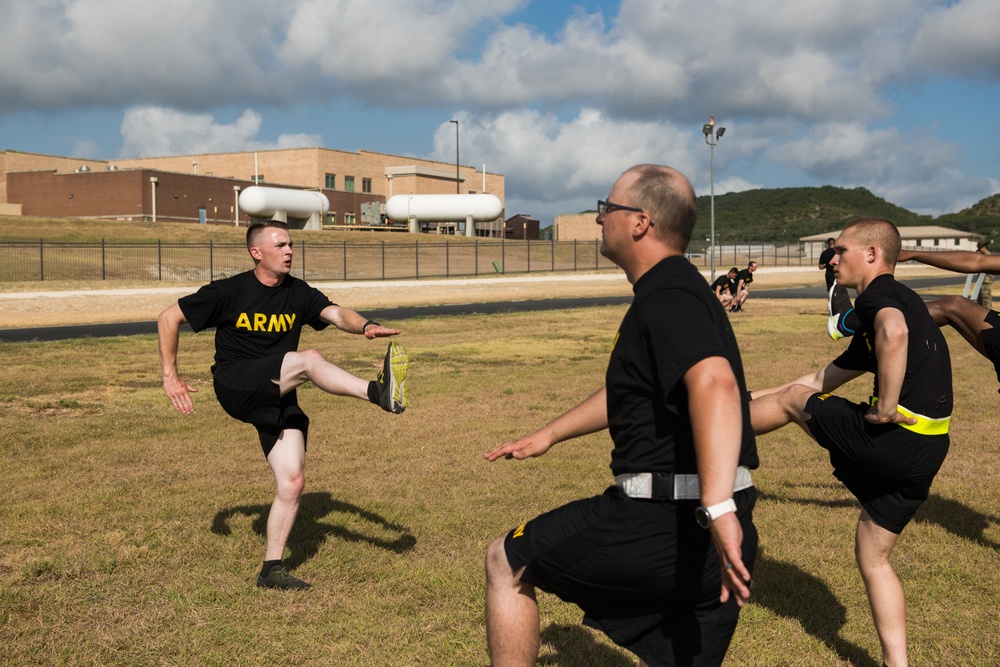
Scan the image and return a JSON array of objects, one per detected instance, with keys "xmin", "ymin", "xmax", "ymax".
[
  {"xmin": 702, "ymin": 116, "xmax": 726, "ymax": 281},
  {"xmin": 450, "ymin": 120, "xmax": 460, "ymax": 194}
]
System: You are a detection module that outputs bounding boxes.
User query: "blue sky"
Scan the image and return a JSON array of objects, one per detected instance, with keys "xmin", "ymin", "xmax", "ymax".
[{"xmin": 1, "ymin": 0, "xmax": 998, "ymax": 226}]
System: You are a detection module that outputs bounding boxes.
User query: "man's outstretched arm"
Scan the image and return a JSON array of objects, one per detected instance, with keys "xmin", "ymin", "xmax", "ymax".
[
  {"xmin": 484, "ymin": 386, "xmax": 608, "ymax": 462},
  {"xmin": 899, "ymin": 249, "xmax": 1000, "ymax": 275}
]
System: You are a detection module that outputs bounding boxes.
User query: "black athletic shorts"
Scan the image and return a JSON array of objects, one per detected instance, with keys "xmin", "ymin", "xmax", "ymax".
[
  {"xmin": 503, "ymin": 484, "xmax": 758, "ymax": 667},
  {"xmin": 804, "ymin": 393, "xmax": 949, "ymax": 534},
  {"xmin": 213, "ymin": 355, "xmax": 310, "ymax": 458},
  {"xmin": 980, "ymin": 309, "xmax": 1000, "ymax": 387}
]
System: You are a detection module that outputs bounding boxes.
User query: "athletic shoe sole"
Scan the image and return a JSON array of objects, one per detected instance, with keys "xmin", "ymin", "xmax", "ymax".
[{"xmin": 377, "ymin": 341, "xmax": 408, "ymax": 414}]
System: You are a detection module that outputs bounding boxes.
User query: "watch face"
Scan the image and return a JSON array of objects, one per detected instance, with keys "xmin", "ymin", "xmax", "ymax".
[{"xmin": 695, "ymin": 506, "xmax": 711, "ymax": 529}]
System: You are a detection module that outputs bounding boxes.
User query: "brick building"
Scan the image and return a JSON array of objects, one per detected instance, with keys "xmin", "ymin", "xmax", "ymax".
[{"xmin": 0, "ymin": 148, "xmax": 505, "ymax": 233}]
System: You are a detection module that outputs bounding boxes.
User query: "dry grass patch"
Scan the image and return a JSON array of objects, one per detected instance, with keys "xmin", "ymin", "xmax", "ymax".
[{"xmin": 1, "ymin": 299, "xmax": 997, "ymax": 665}]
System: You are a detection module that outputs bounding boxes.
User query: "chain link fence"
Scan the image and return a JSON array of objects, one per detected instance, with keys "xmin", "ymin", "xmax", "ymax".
[{"xmin": 0, "ymin": 238, "xmax": 815, "ymax": 283}]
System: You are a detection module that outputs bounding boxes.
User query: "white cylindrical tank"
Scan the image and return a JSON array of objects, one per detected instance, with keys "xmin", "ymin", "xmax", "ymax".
[
  {"xmin": 238, "ymin": 186, "xmax": 329, "ymax": 218},
  {"xmin": 385, "ymin": 194, "xmax": 502, "ymax": 222}
]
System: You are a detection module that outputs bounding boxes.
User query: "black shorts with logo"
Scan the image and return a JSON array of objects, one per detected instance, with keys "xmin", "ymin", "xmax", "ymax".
[
  {"xmin": 503, "ymin": 484, "xmax": 757, "ymax": 667},
  {"xmin": 804, "ymin": 393, "xmax": 948, "ymax": 534},
  {"xmin": 213, "ymin": 354, "xmax": 309, "ymax": 458}
]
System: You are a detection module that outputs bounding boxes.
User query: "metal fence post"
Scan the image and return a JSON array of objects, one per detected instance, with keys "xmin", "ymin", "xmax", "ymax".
[
  {"xmin": 209, "ymin": 239, "xmax": 213, "ymax": 281},
  {"xmin": 343, "ymin": 241, "xmax": 347, "ymax": 281},
  {"xmin": 415, "ymin": 240, "xmax": 419, "ymax": 279},
  {"xmin": 39, "ymin": 239, "xmax": 44, "ymax": 281},
  {"xmin": 101, "ymin": 239, "xmax": 106, "ymax": 280},
  {"xmin": 446, "ymin": 240, "xmax": 450, "ymax": 278},
  {"xmin": 381, "ymin": 240, "xmax": 385, "ymax": 281},
  {"xmin": 158, "ymin": 240, "xmax": 162, "ymax": 281}
]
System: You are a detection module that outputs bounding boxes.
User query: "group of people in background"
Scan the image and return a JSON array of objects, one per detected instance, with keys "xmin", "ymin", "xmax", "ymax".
[
  {"xmin": 711, "ymin": 260, "xmax": 757, "ymax": 312},
  {"xmin": 157, "ymin": 163, "xmax": 994, "ymax": 667}
]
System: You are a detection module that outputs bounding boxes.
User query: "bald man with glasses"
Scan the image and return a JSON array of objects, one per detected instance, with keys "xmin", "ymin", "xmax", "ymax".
[{"xmin": 484, "ymin": 165, "xmax": 757, "ymax": 667}]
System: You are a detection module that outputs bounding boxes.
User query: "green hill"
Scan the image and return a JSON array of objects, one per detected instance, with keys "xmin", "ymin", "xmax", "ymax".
[{"xmin": 693, "ymin": 185, "xmax": 937, "ymax": 244}]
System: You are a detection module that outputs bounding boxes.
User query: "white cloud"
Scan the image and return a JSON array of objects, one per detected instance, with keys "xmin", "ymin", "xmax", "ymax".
[
  {"xmin": 910, "ymin": 0, "xmax": 1000, "ymax": 76},
  {"xmin": 0, "ymin": 1, "xmax": 997, "ymax": 218},
  {"xmin": 119, "ymin": 107, "xmax": 320, "ymax": 157},
  {"xmin": 436, "ymin": 108, "xmax": 704, "ymax": 223}
]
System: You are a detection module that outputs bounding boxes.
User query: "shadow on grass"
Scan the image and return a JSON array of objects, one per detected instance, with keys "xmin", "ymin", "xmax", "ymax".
[
  {"xmin": 211, "ymin": 491, "xmax": 416, "ymax": 568},
  {"xmin": 753, "ymin": 551, "xmax": 879, "ymax": 667},
  {"xmin": 535, "ymin": 624, "xmax": 635, "ymax": 667},
  {"xmin": 760, "ymin": 487, "xmax": 1000, "ymax": 550}
]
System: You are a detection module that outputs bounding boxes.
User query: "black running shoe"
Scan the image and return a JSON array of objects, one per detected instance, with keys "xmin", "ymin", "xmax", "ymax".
[
  {"xmin": 827, "ymin": 281, "xmax": 856, "ymax": 340},
  {"xmin": 256, "ymin": 565, "xmax": 312, "ymax": 591}
]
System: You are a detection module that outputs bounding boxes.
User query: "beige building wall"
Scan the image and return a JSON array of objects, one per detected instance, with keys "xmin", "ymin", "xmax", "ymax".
[
  {"xmin": 113, "ymin": 148, "xmax": 504, "ymax": 202},
  {"xmin": 554, "ymin": 212, "xmax": 600, "ymax": 241}
]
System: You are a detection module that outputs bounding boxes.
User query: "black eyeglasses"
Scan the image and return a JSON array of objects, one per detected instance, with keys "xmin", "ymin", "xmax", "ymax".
[
  {"xmin": 597, "ymin": 199, "xmax": 643, "ymax": 216},
  {"xmin": 597, "ymin": 200, "xmax": 653, "ymax": 225}
]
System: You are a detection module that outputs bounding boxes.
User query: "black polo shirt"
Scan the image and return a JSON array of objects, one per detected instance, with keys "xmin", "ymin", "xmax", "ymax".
[{"xmin": 605, "ymin": 256, "xmax": 758, "ymax": 475}]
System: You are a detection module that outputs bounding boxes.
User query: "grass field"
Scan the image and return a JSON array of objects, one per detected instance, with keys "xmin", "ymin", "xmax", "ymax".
[{"xmin": 1, "ymin": 297, "xmax": 998, "ymax": 666}]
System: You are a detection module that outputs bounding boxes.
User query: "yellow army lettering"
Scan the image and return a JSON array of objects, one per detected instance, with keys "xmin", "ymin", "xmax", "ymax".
[{"xmin": 235, "ymin": 312, "xmax": 297, "ymax": 332}]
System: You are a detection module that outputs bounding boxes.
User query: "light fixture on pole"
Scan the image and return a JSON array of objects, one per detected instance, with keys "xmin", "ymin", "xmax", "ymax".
[
  {"xmin": 702, "ymin": 116, "xmax": 725, "ymax": 281},
  {"xmin": 450, "ymin": 120, "xmax": 460, "ymax": 194}
]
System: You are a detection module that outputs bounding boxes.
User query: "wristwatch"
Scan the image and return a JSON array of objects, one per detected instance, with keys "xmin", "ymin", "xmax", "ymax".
[{"xmin": 695, "ymin": 499, "xmax": 737, "ymax": 529}]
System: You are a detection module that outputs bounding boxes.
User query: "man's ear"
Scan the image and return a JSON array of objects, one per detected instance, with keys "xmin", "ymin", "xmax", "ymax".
[{"xmin": 632, "ymin": 213, "xmax": 653, "ymax": 239}]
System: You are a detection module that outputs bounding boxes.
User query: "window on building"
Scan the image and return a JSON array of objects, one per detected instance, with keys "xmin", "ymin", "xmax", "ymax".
[
  {"xmin": 325, "ymin": 173, "xmax": 336, "ymax": 189},
  {"xmin": 345, "ymin": 176, "xmax": 355, "ymax": 192},
  {"xmin": 916, "ymin": 239, "xmax": 922, "ymax": 246},
  {"xmin": 362, "ymin": 178, "xmax": 372, "ymax": 193},
  {"xmin": 934, "ymin": 238, "xmax": 940, "ymax": 246},
  {"xmin": 955, "ymin": 238, "xmax": 961, "ymax": 246},
  {"xmin": 328, "ymin": 212, "xmax": 336, "ymax": 225},
  {"xmin": 251, "ymin": 174, "xmax": 265, "ymax": 184},
  {"xmin": 345, "ymin": 213, "xmax": 356, "ymax": 225}
]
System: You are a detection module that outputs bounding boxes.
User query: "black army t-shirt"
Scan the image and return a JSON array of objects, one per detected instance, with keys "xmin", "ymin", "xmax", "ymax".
[
  {"xmin": 179, "ymin": 271, "xmax": 334, "ymax": 377},
  {"xmin": 709, "ymin": 274, "xmax": 731, "ymax": 294},
  {"xmin": 833, "ymin": 274, "xmax": 952, "ymax": 419},
  {"xmin": 735, "ymin": 268, "xmax": 753, "ymax": 289},
  {"xmin": 605, "ymin": 257, "xmax": 759, "ymax": 476}
]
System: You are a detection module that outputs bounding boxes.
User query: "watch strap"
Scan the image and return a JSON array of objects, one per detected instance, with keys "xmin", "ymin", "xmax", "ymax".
[{"xmin": 705, "ymin": 498, "xmax": 737, "ymax": 521}]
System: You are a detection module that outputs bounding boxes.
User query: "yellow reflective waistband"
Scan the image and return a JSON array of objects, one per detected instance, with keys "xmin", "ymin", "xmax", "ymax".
[{"xmin": 870, "ymin": 397, "xmax": 950, "ymax": 436}]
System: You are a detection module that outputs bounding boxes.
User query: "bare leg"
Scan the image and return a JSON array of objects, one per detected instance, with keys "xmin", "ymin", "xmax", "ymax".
[
  {"xmin": 750, "ymin": 384, "xmax": 815, "ymax": 436},
  {"xmin": 856, "ymin": 510, "xmax": 906, "ymax": 667},
  {"xmin": 926, "ymin": 296, "xmax": 990, "ymax": 358},
  {"xmin": 278, "ymin": 349, "xmax": 370, "ymax": 399},
  {"xmin": 485, "ymin": 535, "xmax": 540, "ymax": 667},
  {"xmin": 264, "ymin": 429, "xmax": 306, "ymax": 561}
]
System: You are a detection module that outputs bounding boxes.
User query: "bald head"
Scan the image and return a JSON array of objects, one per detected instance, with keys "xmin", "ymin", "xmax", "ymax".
[{"xmin": 621, "ymin": 164, "xmax": 698, "ymax": 250}]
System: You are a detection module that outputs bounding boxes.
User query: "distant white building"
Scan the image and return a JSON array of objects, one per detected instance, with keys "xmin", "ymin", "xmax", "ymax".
[{"xmin": 800, "ymin": 225, "xmax": 982, "ymax": 261}]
